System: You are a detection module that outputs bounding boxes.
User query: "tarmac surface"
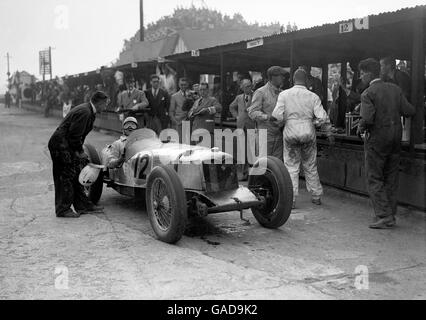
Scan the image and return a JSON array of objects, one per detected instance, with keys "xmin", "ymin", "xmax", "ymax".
[{"xmin": 0, "ymin": 105, "xmax": 425, "ymax": 300}]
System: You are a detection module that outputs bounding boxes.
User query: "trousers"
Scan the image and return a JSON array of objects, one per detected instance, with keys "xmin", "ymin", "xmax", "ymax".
[
  {"xmin": 284, "ymin": 138, "xmax": 323, "ymax": 200},
  {"xmin": 48, "ymin": 141, "xmax": 92, "ymax": 216},
  {"xmin": 267, "ymin": 129, "xmax": 284, "ymax": 162},
  {"xmin": 365, "ymin": 143, "xmax": 400, "ymax": 219}
]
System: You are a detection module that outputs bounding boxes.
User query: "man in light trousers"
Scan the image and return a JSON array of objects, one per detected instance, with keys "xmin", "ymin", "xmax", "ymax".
[{"xmin": 272, "ymin": 69, "xmax": 334, "ymax": 209}]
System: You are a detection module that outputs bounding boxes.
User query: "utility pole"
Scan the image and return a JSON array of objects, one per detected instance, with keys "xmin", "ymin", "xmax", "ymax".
[
  {"xmin": 49, "ymin": 46, "xmax": 52, "ymax": 80},
  {"xmin": 6, "ymin": 53, "xmax": 11, "ymax": 87},
  {"xmin": 140, "ymin": 0, "xmax": 144, "ymax": 42},
  {"xmin": 6, "ymin": 53, "xmax": 11, "ymax": 78}
]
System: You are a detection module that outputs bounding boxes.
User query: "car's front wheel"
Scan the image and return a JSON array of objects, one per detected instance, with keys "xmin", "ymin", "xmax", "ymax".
[
  {"xmin": 146, "ymin": 165, "xmax": 188, "ymax": 244},
  {"xmin": 248, "ymin": 156, "xmax": 293, "ymax": 228}
]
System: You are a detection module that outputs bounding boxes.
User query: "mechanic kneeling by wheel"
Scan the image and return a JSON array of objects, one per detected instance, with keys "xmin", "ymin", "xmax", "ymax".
[{"xmin": 48, "ymin": 91, "xmax": 109, "ymax": 218}]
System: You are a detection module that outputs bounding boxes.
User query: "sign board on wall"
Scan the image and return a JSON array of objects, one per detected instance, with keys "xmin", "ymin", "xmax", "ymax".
[
  {"xmin": 247, "ymin": 38, "xmax": 264, "ymax": 49},
  {"xmin": 339, "ymin": 16, "xmax": 369, "ymax": 34}
]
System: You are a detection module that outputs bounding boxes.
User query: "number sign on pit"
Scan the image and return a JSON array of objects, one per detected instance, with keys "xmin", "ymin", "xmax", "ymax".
[
  {"xmin": 247, "ymin": 38, "xmax": 264, "ymax": 49},
  {"xmin": 339, "ymin": 16, "xmax": 369, "ymax": 34}
]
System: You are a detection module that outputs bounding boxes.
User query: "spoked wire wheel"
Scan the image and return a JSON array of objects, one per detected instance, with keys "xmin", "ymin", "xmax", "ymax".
[
  {"xmin": 151, "ymin": 178, "xmax": 172, "ymax": 231},
  {"xmin": 146, "ymin": 166, "xmax": 187, "ymax": 244}
]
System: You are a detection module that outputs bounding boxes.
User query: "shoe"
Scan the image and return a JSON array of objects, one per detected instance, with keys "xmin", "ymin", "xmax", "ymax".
[
  {"xmin": 312, "ymin": 198, "xmax": 322, "ymax": 205},
  {"xmin": 369, "ymin": 216, "xmax": 396, "ymax": 229},
  {"xmin": 57, "ymin": 210, "xmax": 80, "ymax": 218},
  {"xmin": 77, "ymin": 205, "xmax": 104, "ymax": 215}
]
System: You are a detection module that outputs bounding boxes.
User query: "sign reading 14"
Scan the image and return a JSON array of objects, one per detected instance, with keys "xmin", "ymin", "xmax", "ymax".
[{"xmin": 339, "ymin": 16, "xmax": 369, "ymax": 34}]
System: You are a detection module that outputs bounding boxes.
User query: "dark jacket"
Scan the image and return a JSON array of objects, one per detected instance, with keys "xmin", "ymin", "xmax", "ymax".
[
  {"xmin": 5, "ymin": 92, "xmax": 11, "ymax": 103},
  {"xmin": 335, "ymin": 86, "xmax": 360, "ymax": 128},
  {"xmin": 49, "ymin": 103, "xmax": 96, "ymax": 153},
  {"xmin": 189, "ymin": 96, "xmax": 222, "ymax": 133},
  {"xmin": 144, "ymin": 88, "xmax": 170, "ymax": 118},
  {"xmin": 307, "ymin": 75, "xmax": 324, "ymax": 101},
  {"xmin": 359, "ymin": 80, "xmax": 415, "ymax": 153},
  {"xmin": 383, "ymin": 69, "xmax": 411, "ymax": 99}
]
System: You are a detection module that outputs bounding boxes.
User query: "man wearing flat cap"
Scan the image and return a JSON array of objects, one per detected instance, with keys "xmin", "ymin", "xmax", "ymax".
[{"xmin": 248, "ymin": 66, "xmax": 286, "ymax": 161}]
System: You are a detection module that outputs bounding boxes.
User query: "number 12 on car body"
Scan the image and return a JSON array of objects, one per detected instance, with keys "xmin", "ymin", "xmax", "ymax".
[{"xmin": 134, "ymin": 153, "xmax": 151, "ymax": 181}]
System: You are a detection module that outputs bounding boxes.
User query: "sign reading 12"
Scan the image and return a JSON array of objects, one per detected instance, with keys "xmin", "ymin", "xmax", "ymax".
[{"xmin": 339, "ymin": 16, "xmax": 369, "ymax": 34}]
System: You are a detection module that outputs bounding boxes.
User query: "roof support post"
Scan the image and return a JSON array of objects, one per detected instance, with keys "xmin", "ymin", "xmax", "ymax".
[
  {"xmin": 410, "ymin": 16, "xmax": 424, "ymax": 148},
  {"xmin": 321, "ymin": 63, "xmax": 329, "ymax": 111},
  {"xmin": 341, "ymin": 61, "xmax": 347, "ymax": 87},
  {"xmin": 220, "ymin": 51, "xmax": 226, "ymax": 129}
]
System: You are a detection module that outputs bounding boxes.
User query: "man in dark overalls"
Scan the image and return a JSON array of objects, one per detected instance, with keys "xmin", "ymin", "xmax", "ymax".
[
  {"xmin": 357, "ymin": 59, "xmax": 415, "ymax": 229},
  {"xmin": 48, "ymin": 91, "xmax": 109, "ymax": 218}
]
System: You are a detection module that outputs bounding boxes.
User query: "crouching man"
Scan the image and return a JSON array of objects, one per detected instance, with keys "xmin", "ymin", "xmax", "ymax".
[
  {"xmin": 105, "ymin": 117, "xmax": 139, "ymax": 169},
  {"xmin": 48, "ymin": 91, "xmax": 109, "ymax": 218}
]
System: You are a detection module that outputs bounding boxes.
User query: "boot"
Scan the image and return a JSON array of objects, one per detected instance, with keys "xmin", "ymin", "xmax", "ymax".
[
  {"xmin": 369, "ymin": 216, "xmax": 396, "ymax": 229},
  {"xmin": 57, "ymin": 209, "xmax": 80, "ymax": 218},
  {"xmin": 312, "ymin": 198, "xmax": 322, "ymax": 205},
  {"xmin": 77, "ymin": 205, "xmax": 104, "ymax": 215}
]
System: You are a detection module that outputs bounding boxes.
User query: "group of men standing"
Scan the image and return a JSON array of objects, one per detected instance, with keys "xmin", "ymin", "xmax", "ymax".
[
  {"xmin": 227, "ymin": 60, "xmax": 415, "ymax": 230},
  {"xmin": 246, "ymin": 66, "xmax": 333, "ymax": 209},
  {"xmin": 116, "ymin": 76, "xmax": 223, "ymax": 143},
  {"xmin": 48, "ymin": 59, "xmax": 416, "ymax": 230}
]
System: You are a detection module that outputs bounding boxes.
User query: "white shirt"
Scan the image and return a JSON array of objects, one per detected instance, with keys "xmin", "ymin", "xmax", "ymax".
[
  {"xmin": 370, "ymin": 78, "xmax": 381, "ymax": 85},
  {"xmin": 327, "ymin": 88, "xmax": 333, "ymax": 103},
  {"xmin": 152, "ymin": 88, "xmax": 159, "ymax": 97},
  {"xmin": 90, "ymin": 102, "xmax": 97, "ymax": 114}
]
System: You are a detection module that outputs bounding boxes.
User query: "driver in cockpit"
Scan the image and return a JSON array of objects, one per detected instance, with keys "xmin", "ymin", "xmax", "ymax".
[{"xmin": 106, "ymin": 117, "xmax": 138, "ymax": 169}]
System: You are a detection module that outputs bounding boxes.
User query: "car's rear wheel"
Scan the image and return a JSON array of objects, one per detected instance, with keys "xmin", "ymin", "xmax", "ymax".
[
  {"xmin": 146, "ymin": 165, "xmax": 187, "ymax": 244},
  {"xmin": 248, "ymin": 156, "xmax": 293, "ymax": 228},
  {"xmin": 83, "ymin": 144, "xmax": 104, "ymax": 205}
]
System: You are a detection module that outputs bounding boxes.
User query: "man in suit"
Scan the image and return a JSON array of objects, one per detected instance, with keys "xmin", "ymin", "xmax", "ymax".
[
  {"xmin": 380, "ymin": 56, "xmax": 411, "ymax": 99},
  {"xmin": 357, "ymin": 58, "xmax": 415, "ymax": 229},
  {"xmin": 145, "ymin": 74, "xmax": 170, "ymax": 135},
  {"xmin": 48, "ymin": 91, "xmax": 109, "ymax": 218},
  {"xmin": 169, "ymin": 78, "xmax": 190, "ymax": 141},
  {"xmin": 188, "ymin": 82, "xmax": 222, "ymax": 136},
  {"xmin": 299, "ymin": 65, "xmax": 324, "ymax": 101},
  {"xmin": 230, "ymin": 79, "xmax": 256, "ymax": 180},
  {"xmin": 117, "ymin": 78, "xmax": 149, "ymax": 127}
]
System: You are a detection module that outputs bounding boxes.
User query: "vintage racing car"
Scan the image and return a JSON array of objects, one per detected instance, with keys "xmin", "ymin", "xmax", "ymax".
[{"xmin": 83, "ymin": 129, "xmax": 293, "ymax": 244}]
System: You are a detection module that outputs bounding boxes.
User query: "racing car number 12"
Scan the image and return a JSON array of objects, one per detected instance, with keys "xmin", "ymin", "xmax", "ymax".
[{"xmin": 134, "ymin": 154, "xmax": 150, "ymax": 180}]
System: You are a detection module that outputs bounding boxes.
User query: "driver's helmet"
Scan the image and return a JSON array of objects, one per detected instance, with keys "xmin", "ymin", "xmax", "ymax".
[
  {"xmin": 123, "ymin": 117, "xmax": 138, "ymax": 130},
  {"xmin": 79, "ymin": 164, "xmax": 103, "ymax": 187}
]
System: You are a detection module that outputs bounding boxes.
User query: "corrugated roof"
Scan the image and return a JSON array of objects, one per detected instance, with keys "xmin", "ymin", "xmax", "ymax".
[
  {"xmin": 177, "ymin": 28, "xmax": 273, "ymax": 51},
  {"xmin": 167, "ymin": 4, "xmax": 426, "ymax": 57},
  {"xmin": 116, "ymin": 27, "xmax": 274, "ymax": 65}
]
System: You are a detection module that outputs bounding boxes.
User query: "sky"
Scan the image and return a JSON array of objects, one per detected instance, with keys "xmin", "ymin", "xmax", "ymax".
[{"xmin": 0, "ymin": 0, "xmax": 424, "ymax": 91}]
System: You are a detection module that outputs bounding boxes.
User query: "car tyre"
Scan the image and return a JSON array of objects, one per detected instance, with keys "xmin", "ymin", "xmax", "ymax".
[
  {"xmin": 146, "ymin": 165, "xmax": 187, "ymax": 244},
  {"xmin": 83, "ymin": 144, "xmax": 104, "ymax": 205},
  {"xmin": 248, "ymin": 156, "xmax": 293, "ymax": 228}
]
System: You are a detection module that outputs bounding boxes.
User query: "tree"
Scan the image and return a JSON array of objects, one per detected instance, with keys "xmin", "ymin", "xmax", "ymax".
[{"xmin": 120, "ymin": 6, "xmax": 284, "ymax": 53}]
